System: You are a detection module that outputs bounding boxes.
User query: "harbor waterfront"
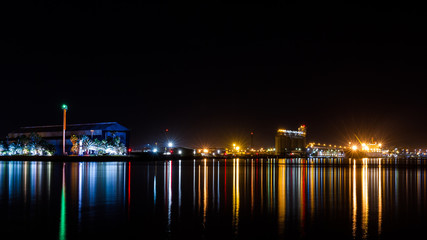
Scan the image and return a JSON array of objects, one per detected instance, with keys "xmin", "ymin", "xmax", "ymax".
[
  {"xmin": 1, "ymin": 158, "xmax": 427, "ymax": 239},
  {"xmin": 2, "ymin": 155, "xmax": 427, "ymax": 166},
  {"xmin": 4, "ymin": 2, "xmax": 427, "ymax": 239}
]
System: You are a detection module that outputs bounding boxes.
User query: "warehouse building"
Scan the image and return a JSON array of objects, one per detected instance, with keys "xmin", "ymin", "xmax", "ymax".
[{"xmin": 8, "ymin": 122, "xmax": 130, "ymax": 155}]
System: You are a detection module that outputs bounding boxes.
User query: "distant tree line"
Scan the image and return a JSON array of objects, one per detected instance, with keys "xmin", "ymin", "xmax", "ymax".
[
  {"xmin": 0, "ymin": 133, "xmax": 56, "ymax": 156},
  {"xmin": 70, "ymin": 135, "xmax": 127, "ymax": 156}
]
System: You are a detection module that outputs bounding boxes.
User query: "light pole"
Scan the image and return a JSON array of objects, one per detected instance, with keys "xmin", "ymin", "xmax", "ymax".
[
  {"xmin": 164, "ymin": 128, "xmax": 169, "ymax": 152},
  {"xmin": 62, "ymin": 104, "xmax": 68, "ymax": 155}
]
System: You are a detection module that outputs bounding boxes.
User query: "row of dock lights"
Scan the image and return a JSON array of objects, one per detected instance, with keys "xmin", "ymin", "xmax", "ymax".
[
  {"xmin": 308, "ymin": 143, "xmax": 347, "ymax": 149},
  {"xmin": 308, "ymin": 142, "xmax": 383, "ymax": 152}
]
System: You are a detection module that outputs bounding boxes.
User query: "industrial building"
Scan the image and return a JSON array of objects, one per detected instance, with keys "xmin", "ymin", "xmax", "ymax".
[
  {"xmin": 275, "ymin": 125, "xmax": 307, "ymax": 157},
  {"xmin": 8, "ymin": 122, "xmax": 130, "ymax": 155}
]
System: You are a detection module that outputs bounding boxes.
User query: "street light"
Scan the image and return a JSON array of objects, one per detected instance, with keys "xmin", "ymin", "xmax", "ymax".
[{"xmin": 62, "ymin": 104, "xmax": 68, "ymax": 155}]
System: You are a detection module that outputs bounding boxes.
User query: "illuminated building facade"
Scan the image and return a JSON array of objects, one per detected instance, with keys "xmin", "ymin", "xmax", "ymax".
[
  {"xmin": 8, "ymin": 122, "xmax": 130, "ymax": 155},
  {"xmin": 275, "ymin": 125, "xmax": 307, "ymax": 156}
]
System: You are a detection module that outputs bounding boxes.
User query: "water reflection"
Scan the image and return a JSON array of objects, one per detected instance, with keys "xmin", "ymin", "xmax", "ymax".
[
  {"xmin": 59, "ymin": 163, "xmax": 66, "ymax": 240},
  {"xmin": 0, "ymin": 161, "xmax": 128, "ymax": 239},
  {"xmin": 378, "ymin": 163, "xmax": 382, "ymax": 236},
  {"xmin": 1, "ymin": 159, "xmax": 427, "ymax": 239},
  {"xmin": 352, "ymin": 160, "xmax": 357, "ymax": 237},
  {"xmin": 232, "ymin": 158, "xmax": 240, "ymax": 235},
  {"xmin": 184, "ymin": 158, "xmax": 427, "ymax": 239}
]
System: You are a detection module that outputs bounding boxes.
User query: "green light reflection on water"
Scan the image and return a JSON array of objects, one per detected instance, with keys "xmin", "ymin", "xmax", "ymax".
[{"xmin": 59, "ymin": 164, "xmax": 66, "ymax": 240}]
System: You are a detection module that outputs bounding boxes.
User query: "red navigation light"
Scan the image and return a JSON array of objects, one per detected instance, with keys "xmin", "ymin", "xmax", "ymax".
[
  {"xmin": 128, "ymin": 148, "xmax": 132, "ymax": 152},
  {"xmin": 170, "ymin": 150, "xmax": 173, "ymax": 154}
]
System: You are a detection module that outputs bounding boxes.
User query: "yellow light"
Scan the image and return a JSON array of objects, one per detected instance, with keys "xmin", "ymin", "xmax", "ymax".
[
  {"xmin": 378, "ymin": 143, "xmax": 382, "ymax": 147},
  {"xmin": 352, "ymin": 145, "xmax": 358, "ymax": 151},
  {"xmin": 236, "ymin": 146, "xmax": 240, "ymax": 151},
  {"xmin": 203, "ymin": 149, "xmax": 208, "ymax": 153}
]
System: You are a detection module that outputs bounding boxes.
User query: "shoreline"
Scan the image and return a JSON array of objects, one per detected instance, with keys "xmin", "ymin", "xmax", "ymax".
[{"xmin": 0, "ymin": 155, "xmax": 427, "ymax": 166}]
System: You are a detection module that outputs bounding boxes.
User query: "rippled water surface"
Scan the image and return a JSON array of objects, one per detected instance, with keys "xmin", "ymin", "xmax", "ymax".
[{"xmin": 1, "ymin": 159, "xmax": 427, "ymax": 239}]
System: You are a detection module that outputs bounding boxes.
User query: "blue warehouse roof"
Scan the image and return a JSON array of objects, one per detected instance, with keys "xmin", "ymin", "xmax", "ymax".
[{"xmin": 10, "ymin": 122, "xmax": 129, "ymax": 134}]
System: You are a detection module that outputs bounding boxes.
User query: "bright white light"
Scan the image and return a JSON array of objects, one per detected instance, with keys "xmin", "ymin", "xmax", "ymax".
[
  {"xmin": 168, "ymin": 142, "xmax": 173, "ymax": 147},
  {"xmin": 178, "ymin": 150, "xmax": 182, "ymax": 155},
  {"xmin": 153, "ymin": 148, "xmax": 158, "ymax": 153}
]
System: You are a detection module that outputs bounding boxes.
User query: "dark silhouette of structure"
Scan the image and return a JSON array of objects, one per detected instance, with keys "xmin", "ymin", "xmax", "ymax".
[{"xmin": 275, "ymin": 125, "xmax": 307, "ymax": 157}]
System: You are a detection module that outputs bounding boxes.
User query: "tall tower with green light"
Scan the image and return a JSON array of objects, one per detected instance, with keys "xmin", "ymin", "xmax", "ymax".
[{"xmin": 62, "ymin": 104, "xmax": 68, "ymax": 155}]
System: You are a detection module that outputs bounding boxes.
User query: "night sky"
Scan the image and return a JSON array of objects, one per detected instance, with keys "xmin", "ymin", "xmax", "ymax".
[{"xmin": 2, "ymin": 2, "xmax": 427, "ymax": 149}]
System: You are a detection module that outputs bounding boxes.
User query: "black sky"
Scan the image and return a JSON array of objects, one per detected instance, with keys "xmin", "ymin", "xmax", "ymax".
[{"xmin": 2, "ymin": 2, "xmax": 427, "ymax": 149}]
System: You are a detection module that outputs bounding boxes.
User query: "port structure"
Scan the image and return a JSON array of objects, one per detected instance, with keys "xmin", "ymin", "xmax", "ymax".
[
  {"xmin": 275, "ymin": 125, "xmax": 307, "ymax": 157},
  {"xmin": 306, "ymin": 142, "xmax": 346, "ymax": 157}
]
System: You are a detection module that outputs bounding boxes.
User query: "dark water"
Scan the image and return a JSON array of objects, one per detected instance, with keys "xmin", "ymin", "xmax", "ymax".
[{"xmin": 1, "ymin": 159, "xmax": 427, "ymax": 239}]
